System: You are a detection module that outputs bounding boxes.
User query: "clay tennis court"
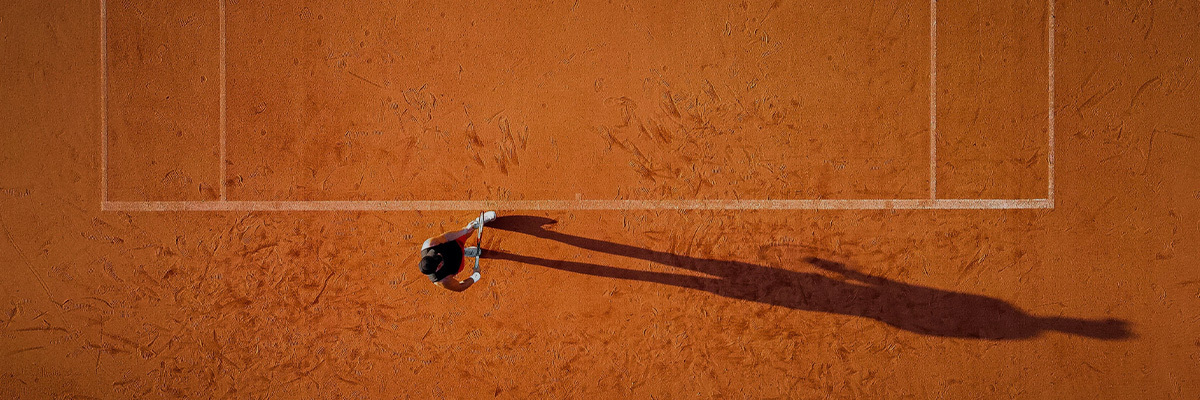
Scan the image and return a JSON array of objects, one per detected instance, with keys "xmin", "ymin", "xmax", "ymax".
[{"xmin": 2, "ymin": 0, "xmax": 1198, "ymax": 397}]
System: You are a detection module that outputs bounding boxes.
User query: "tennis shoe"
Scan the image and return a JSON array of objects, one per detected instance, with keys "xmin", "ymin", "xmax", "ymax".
[{"xmin": 468, "ymin": 211, "xmax": 497, "ymax": 230}]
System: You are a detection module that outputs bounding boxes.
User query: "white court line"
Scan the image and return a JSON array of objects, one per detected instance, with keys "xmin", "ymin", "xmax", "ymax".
[
  {"xmin": 100, "ymin": 0, "xmax": 108, "ymax": 205},
  {"xmin": 1047, "ymin": 0, "xmax": 1056, "ymax": 203},
  {"xmin": 103, "ymin": 199, "xmax": 1053, "ymax": 211},
  {"xmin": 219, "ymin": 0, "xmax": 227, "ymax": 201},
  {"xmin": 100, "ymin": 1, "xmax": 1056, "ymax": 212},
  {"xmin": 929, "ymin": 0, "xmax": 938, "ymax": 200}
]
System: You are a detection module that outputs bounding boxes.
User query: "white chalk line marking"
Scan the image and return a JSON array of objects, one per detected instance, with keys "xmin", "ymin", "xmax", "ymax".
[
  {"xmin": 219, "ymin": 0, "xmax": 227, "ymax": 201},
  {"xmin": 100, "ymin": 0, "xmax": 108, "ymax": 205},
  {"xmin": 1047, "ymin": 0, "xmax": 1056, "ymax": 204},
  {"xmin": 929, "ymin": 0, "xmax": 938, "ymax": 200},
  {"xmin": 102, "ymin": 199, "xmax": 1053, "ymax": 211},
  {"xmin": 99, "ymin": 2, "xmax": 1057, "ymax": 212}
]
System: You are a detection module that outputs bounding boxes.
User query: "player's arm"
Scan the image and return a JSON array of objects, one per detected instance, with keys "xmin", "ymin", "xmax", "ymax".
[
  {"xmin": 423, "ymin": 226, "xmax": 476, "ymax": 249},
  {"xmin": 436, "ymin": 274, "xmax": 478, "ymax": 292}
]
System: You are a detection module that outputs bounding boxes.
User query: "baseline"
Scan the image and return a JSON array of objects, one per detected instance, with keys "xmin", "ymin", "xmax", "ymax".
[{"xmin": 103, "ymin": 199, "xmax": 1053, "ymax": 211}]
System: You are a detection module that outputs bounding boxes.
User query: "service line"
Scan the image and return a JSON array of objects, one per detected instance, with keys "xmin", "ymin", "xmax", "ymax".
[
  {"xmin": 1047, "ymin": 0, "xmax": 1056, "ymax": 203},
  {"xmin": 929, "ymin": 0, "xmax": 938, "ymax": 200},
  {"xmin": 100, "ymin": 0, "xmax": 108, "ymax": 205},
  {"xmin": 219, "ymin": 0, "xmax": 228, "ymax": 201}
]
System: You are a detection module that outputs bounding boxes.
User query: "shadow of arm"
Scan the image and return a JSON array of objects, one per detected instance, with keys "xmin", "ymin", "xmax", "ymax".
[{"xmin": 488, "ymin": 250, "xmax": 716, "ymax": 290}]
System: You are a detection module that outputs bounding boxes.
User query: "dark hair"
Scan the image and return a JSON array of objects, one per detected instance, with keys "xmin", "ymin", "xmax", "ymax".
[{"xmin": 418, "ymin": 254, "xmax": 443, "ymax": 274}]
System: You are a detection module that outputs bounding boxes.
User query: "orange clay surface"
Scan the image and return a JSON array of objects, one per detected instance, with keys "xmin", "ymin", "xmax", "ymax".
[{"xmin": 2, "ymin": 0, "xmax": 1199, "ymax": 398}]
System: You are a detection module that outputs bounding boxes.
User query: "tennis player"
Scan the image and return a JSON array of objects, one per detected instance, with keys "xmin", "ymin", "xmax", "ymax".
[{"xmin": 418, "ymin": 211, "xmax": 495, "ymax": 291}]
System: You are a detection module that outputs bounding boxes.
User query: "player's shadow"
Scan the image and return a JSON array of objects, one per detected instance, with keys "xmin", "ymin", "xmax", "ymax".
[{"xmin": 486, "ymin": 215, "xmax": 1132, "ymax": 341}]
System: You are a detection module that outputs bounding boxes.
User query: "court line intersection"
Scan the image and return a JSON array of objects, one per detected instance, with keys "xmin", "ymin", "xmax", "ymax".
[{"xmin": 99, "ymin": 0, "xmax": 1056, "ymax": 211}]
